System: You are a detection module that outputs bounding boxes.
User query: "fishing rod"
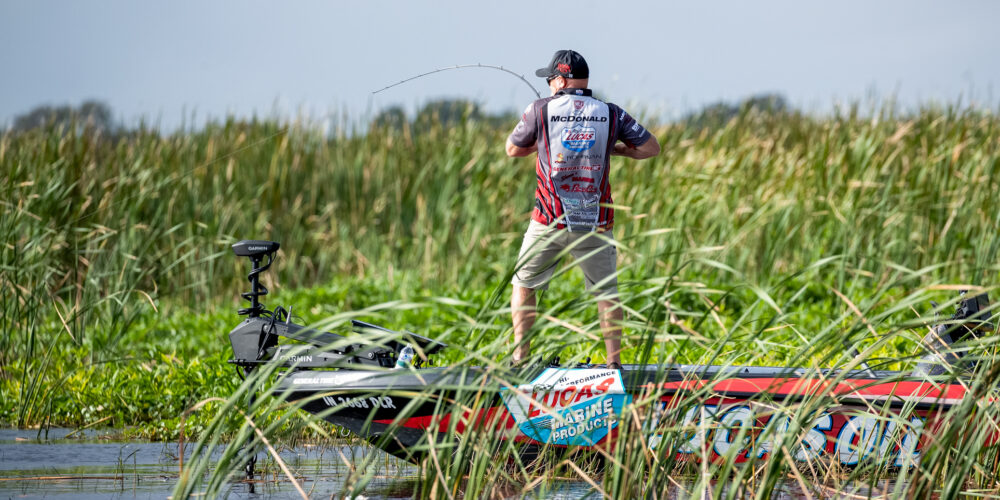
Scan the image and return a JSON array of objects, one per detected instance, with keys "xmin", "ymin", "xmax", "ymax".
[
  {"xmin": 372, "ymin": 63, "xmax": 542, "ymax": 99},
  {"xmin": 74, "ymin": 64, "xmax": 537, "ymax": 224}
]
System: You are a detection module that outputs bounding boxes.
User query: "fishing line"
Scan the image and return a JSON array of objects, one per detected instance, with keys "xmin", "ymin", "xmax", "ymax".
[
  {"xmin": 372, "ymin": 63, "xmax": 542, "ymax": 99},
  {"xmin": 66, "ymin": 64, "xmax": 539, "ymax": 224}
]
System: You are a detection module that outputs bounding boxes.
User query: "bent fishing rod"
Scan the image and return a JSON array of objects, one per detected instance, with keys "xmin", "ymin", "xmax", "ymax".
[{"xmin": 372, "ymin": 63, "xmax": 542, "ymax": 99}]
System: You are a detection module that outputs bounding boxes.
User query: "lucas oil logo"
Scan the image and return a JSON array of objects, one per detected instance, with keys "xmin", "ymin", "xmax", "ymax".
[
  {"xmin": 648, "ymin": 403, "xmax": 925, "ymax": 466},
  {"xmin": 561, "ymin": 125, "xmax": 596, "ymax": 152},
  {"xmin": 501, "ymin": 368, "xmax": 630, "ymax": 446}
]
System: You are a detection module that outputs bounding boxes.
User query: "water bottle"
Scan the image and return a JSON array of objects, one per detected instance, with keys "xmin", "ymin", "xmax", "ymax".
[{"xmin": 395, "ymin": 345, "xmax": 414, "ymax": 369}]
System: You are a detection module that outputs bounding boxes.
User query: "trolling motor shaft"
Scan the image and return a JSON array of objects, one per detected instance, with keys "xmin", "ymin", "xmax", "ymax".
[
  {"xmin": 230, "ymin": 240, "xmax": 280, "ymax": 480},
  {"xmin": 227, "ymin": 239, "xmax": 447, "ymax": 478}
]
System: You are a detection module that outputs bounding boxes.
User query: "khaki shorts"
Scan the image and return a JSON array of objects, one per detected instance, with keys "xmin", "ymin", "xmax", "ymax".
[{"xmin": 511, "ymin": 220, "xmax": 618, "ymax": 295}]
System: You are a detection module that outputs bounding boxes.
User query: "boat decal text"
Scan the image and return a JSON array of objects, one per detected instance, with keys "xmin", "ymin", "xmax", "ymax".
[
  {"xmin": 501, "ymin": 368, "xmax": 631, "ymax": 446},
  {"xmin": 323, "ymin": 395, "xmax": 397, "ymax": 410},
  {"xmin": 648, "ymin": 403, "xmax": 925, "ymax": 466}
]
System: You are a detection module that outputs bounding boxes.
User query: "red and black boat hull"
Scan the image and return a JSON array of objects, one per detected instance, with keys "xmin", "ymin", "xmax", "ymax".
[{"xmin": 277, "ymin": 364, "xmax": 981, "ymax": 465}]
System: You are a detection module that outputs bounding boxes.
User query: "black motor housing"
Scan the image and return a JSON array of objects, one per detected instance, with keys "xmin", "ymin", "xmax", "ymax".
[
  {"xmin": 228, "ymin": 317, "xmax": 280, "ymax": 366},
  {"xmin": 227, "ymin": 239, "xmax": 447, "ymax": 370},
  {"xmin": 913, "ymin": 291, "xmax": 994, "ymax": 376}
]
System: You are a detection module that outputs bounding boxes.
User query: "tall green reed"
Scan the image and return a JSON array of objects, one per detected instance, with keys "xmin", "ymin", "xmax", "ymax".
[
  {"xmin": 175, "ymin": 259, "xmax": 1000, "ymax": 498},
  {"xmin": 2, "ymin": 103, "xmax": 999, "ymax": 498}
]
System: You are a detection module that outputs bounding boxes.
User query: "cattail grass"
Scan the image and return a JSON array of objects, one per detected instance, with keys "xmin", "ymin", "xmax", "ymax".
[
  {"xmin": 2, "ymin": 104, "xmax": 1000, "ymax": 496},
  {"xmin": 173, "ymin": 276, "xmax": 1000, "ymax": 498}
]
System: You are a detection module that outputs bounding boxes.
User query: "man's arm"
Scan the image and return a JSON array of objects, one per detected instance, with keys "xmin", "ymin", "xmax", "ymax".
[
  {"xmin": 612, "ymin": 135, "xmax": 660, "ymax": 159},
  {"xmin": 506, "ymin": 139, "xmax": 538, "ymax": 157},
  {"xmin": 507, "ymin": 102, "xmax": 539, "ymax": 157},
  {"xmin": 610, "ymin": 105, "xmax": 660, "ymax": 159}
]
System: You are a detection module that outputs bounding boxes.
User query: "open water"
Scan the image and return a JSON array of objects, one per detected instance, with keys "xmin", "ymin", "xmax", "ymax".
[
  {"xmin": 0, "ymin": 429, "xmax": 899, "ymax": 499},
  {"xmin": 0, "ymin": 429, "xmax": 606, "ymax": 499},
  {"xmin": 0, "ymin": 428, "xmax": 414, "ymax": 499}
]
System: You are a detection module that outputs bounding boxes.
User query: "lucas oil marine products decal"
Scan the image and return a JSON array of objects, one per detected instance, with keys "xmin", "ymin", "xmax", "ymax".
[{"xmin": 501, "ymin": 368, "xmax": 631, "ymax": 446}]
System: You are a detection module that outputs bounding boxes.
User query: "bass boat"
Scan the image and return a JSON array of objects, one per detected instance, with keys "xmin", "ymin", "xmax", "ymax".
[{"xmin": 227, "ymin": 240, "xmax": 996, "ymax": 471}]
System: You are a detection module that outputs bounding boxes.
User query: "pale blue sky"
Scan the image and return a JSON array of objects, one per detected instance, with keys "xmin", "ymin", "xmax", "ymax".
[{"xmin": 1, "ymin": 0, "xmax": 997, "ymax": 130}]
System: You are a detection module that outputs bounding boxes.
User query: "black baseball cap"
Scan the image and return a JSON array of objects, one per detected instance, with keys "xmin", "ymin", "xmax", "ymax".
[{"xmin": 535, "ymin": 50, "xmax": 589, "ymax": 80}]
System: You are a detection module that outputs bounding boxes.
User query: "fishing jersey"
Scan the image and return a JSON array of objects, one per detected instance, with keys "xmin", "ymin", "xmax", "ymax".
[{"xmin": 508, "ymin": 88, "xmax": 651, "ymax": 230}]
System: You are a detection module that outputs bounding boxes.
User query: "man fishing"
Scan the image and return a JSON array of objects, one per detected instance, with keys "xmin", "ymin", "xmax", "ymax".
[{"xmin": 506, "ymin": 49, "xmax": 661, "ymax": 369}]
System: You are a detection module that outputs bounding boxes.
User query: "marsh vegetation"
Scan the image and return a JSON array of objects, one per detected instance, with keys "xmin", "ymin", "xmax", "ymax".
[{"xmin": 2, "ymin": 102, "xmax": 999, "ymax": 497}]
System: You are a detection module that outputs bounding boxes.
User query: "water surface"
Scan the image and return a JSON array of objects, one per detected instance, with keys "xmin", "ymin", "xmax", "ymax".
[
  {"xmin": 0, "ymin": 429, "xmax": 898, "ymax": 499},
  {"xmin": 0, "ymin": 428, "xmax": 421, "ymax": 499}
]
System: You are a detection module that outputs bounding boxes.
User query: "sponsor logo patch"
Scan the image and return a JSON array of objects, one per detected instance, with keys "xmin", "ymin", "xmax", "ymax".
[
  {"xmin": 555, "ymin": 153, "xmax": 565, "ymax": 163},
  {"xmin": 573, "ymin": 100, "xmax": 584, "ymax": 111},
  {"xmin": 560, "ymin": 184, "xmax": 599, "ymax": 194},
  {"xmin": 551, "ymin": 115, "xmax": 607, "ymax": 123},
  {"xmin": 561, "ymin": 125, "xmax": 597, "ymax": 152},
  {"xmin": 551, "ymin": 164, "xmax": 603, "ymax": 173}
]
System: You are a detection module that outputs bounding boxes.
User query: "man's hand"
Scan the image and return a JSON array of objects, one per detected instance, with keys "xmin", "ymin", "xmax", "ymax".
[
  {"xmin": 612, "ymin": 135, "xmax": 660, "ymax": 159},
  {"xmin": 506, "ymin": 139, "xmax": 537, "ymax": 157}
]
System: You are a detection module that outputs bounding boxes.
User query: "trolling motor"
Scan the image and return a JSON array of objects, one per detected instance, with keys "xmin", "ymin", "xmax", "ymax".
[
  {"xmin": 229, "ymin": 240, "xmax": 280, "ymax": 482},
  {"xmin": 226, "ymin": 239, "xmax": 449, "ymax": 478},
  {"xmin": 233, "ymin": 240, "xmax": 280, "ymax": 317},
  {"xmin": 913, "ymin": 291, "xmax": 995, "ymax": 376},
  {"xmin": 227, "ymin": 240, "xmax": 446, "ymax": 372}
]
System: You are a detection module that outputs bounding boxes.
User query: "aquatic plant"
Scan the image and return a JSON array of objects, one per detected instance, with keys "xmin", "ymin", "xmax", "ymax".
[{"xmin": 1, "ymin": 103, "xmax": 999, "ymax": 497}]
